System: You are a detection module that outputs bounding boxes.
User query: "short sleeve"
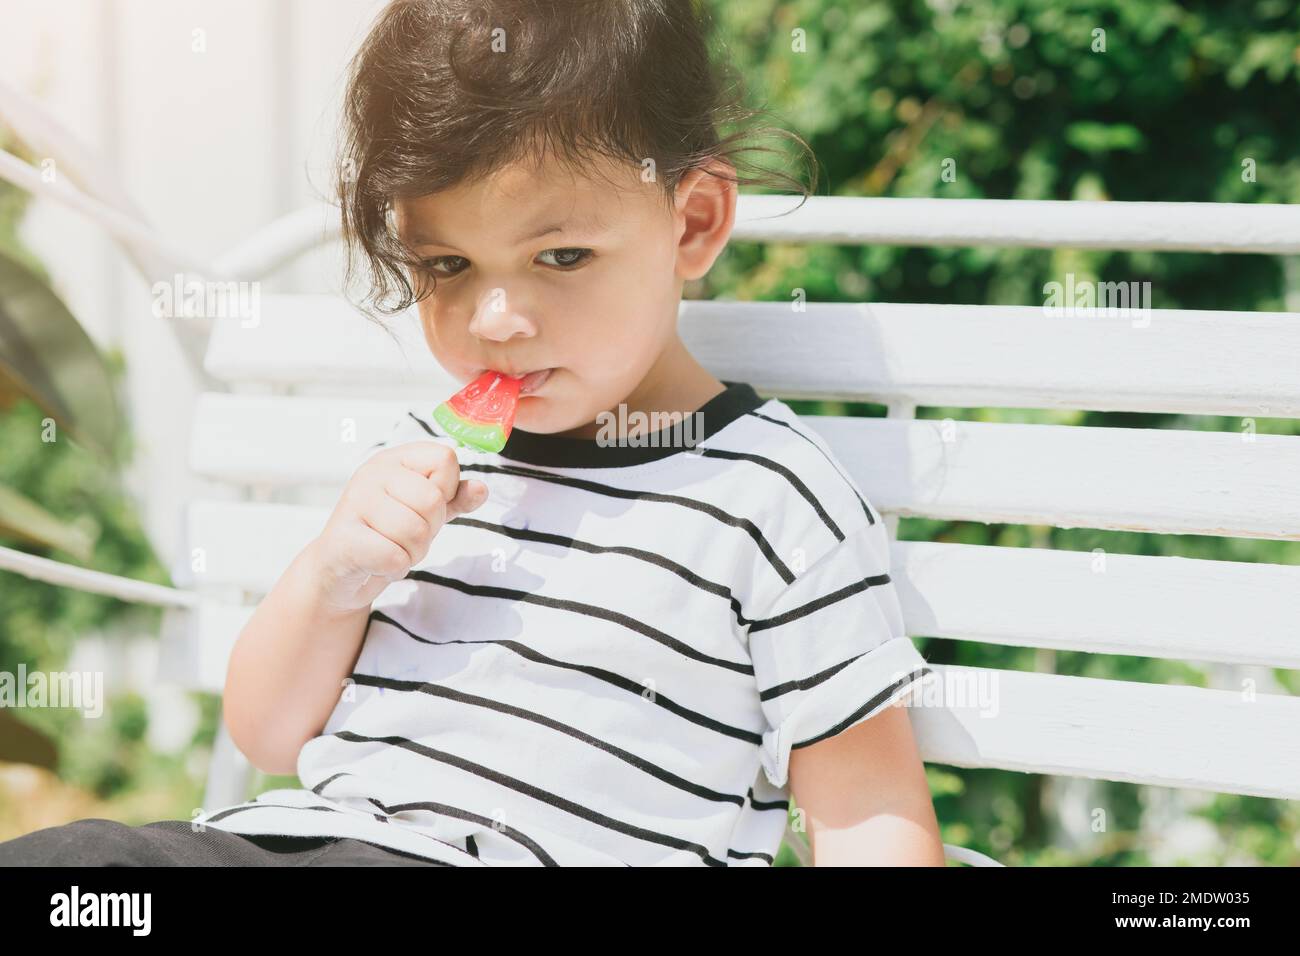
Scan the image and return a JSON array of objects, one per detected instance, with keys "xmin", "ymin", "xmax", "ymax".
[{"xmin": 747, "ymin": 519, "xmax": 932, "ymax": 790}]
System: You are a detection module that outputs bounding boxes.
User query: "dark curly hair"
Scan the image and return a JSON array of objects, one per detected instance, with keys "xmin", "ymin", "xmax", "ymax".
[{"xmin": 333, "ymin": 0, "xmax": 818, "ymax": 322}]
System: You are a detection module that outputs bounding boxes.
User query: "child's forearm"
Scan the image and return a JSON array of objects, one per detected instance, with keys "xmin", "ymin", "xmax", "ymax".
[
  {"xmin": 221, "ymin": 539, "xmax": 371, "ymax": 777},
  {"xmin": 811, "ymin": 812, "xmax": 948, "ymax": 866}
]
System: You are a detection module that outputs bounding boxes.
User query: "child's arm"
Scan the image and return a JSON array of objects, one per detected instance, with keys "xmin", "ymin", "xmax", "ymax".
[
  {"xmin": 220, "ymin": 544, "xmax": 370, "ymax": 776},
  {"xmin": 788, "ymin": 700, "xmax": 946, "ymax": 866},
  {"xmin": 221, "ymin": 441, "xmax": 488, "ymax": 776}
]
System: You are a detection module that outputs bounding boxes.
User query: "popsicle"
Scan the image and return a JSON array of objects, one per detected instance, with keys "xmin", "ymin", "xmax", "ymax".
[{"xmin": 432, "ymin": 369, "xmax": 523, "ymax": 453}]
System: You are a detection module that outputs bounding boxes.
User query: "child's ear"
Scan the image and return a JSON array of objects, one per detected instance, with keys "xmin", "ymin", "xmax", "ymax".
[{"xmin": 673, "ymin": 160, "xmax": 737, "ymax": 281}]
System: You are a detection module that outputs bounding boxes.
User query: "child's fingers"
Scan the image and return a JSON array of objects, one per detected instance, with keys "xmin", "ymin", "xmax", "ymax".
[
  {"xmin": 367, "ymin": 492, "xmax": 448, "ymax": 568},
  {"xmin": 381, "ymin": 464, "xmax": 452, "ymax": 524},
  {"xmin": 393, "ymin": 441, "xmax": 462, "ymax": 503},
  {"xmin": 445, "ymin": 479, "xmax": 488, "ymax": 518},
  {"xmin": 351, "ymin": 515, "xmax": 420, "ymax": 580}
]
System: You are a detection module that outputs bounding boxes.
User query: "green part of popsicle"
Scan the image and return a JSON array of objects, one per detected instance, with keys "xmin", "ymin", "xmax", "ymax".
[{"xmin": 433, "ymin": 401, "xmax": 509, "ymax": 453}]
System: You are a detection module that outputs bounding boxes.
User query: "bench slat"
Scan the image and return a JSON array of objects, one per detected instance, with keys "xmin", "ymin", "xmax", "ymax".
[
  {"xmin": 181, "ymin": 500, "xmax": 326, "ymax": 593},
  {"xmin": 179, "ymin": 500, "xmax": 1299, "ymax": 668},
  {"xmin": 202, "ymin": 296, "xmax": 1300, "ymax": 417},
  {"xmin": 299, "ymin": 195, "xmax": 1300, "ymax": 253},
  {"xmin": 819, "ymin": 416, "xmax": 1300, "ymax": 540},
  {"xmin": 684, "ymin": 301, "xmax": 1300, "ymax": 418},
  {"xmin": 733, "ymin": 195, "xmax": 1300, "ymax": 254},
  {"xmin": 203, "ymin": 299, "xmax": 450, "ymax": 387},
  {"xmin": 158, "ymin": 601, "xmax": 254, "ymax": 694},
  {"xmin": 190, "ymin": 393, "xmax": 1300, "ymax": 540},
  {"xmin": 190, "ymin": 392, "xmax": 406, "ymax": 485},
  {"xmin": 893, "ymin": 541, "xmax": 1300, "ymax": 668},
  {"xmin": 912, "ymin": 664, "xmax": 1300, "ymax": 801}
]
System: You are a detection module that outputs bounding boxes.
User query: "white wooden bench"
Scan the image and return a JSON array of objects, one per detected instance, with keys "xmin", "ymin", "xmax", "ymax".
[{"xmin": 5, "ymin": 193, "xmax": 1300, "ymax": 867}]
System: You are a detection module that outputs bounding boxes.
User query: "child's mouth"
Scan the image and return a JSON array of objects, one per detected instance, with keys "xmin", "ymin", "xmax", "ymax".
[
  {"xmin": 517, "ymin": 368, "xmax": 552, "ymax": 395},
  {"xmin": 475, "ymin": 367, "xmax": 553, "ymax": 395}
]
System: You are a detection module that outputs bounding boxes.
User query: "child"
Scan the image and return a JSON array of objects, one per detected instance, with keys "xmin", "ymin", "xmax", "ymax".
[{"xmin": 0, "ymin": 0, "xmax": 942, "ymax": 867}]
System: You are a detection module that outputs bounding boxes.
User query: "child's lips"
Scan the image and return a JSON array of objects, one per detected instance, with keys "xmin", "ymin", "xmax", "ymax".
[
  {"xmin": 517, "ymin": 368, "xmax": 552, "ymax": 395},
  {"xmin": 474, "ymin": 367, "xmax": 553, "ymax": 394}
]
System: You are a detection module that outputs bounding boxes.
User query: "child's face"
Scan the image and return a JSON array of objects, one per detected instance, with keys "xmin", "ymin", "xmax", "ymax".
[{"xmin": 394, "ymin": 150, "xmax": 733, "ymax": 438}]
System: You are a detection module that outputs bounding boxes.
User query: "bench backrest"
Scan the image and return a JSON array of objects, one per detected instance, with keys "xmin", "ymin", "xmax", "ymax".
[{"xmin": 173, "ymin": 195, "xmax": 1300, "ymax": 803}]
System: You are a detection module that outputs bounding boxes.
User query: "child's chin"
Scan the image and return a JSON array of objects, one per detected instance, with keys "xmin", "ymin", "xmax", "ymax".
[{"xmin": 515, "ymin": 397, "xmax": 586, "ymax": 437}]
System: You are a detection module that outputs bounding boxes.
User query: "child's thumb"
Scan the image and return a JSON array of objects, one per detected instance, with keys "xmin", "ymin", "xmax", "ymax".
[{"xmin": 447, "ymin": 479, "xmax": 488, "ymax": 516}]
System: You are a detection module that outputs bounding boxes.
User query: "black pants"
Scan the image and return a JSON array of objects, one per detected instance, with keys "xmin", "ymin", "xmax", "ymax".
[{"xmin": 0, "ymin": 817, "xmax": 454, "ymax": 866}]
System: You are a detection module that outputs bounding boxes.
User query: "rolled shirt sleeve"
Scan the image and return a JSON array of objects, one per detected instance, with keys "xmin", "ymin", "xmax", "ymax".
[{"xmin": 747, "ymin": 518, "xmax": 932, "ymax": 790}]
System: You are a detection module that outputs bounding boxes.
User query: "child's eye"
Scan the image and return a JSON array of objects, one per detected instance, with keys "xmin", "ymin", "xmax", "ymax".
[
  {"xmin": 419, "ymin": 248, "xmax": 593, "ymax": 277},
  {"xmin": 420, "ymin": 255, "xmax": 468, "ymax": 276},
  {"xmin": 536, "ymin": 247, "xmax": 594, "ymax": 269}
]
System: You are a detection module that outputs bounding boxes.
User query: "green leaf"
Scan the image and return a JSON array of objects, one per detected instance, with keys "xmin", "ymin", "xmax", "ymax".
[
  {"xmin": 0, "ymin": 483, "xmax": 96, "ymax": 561},
  {"xmin": 0, "ymin": 249, "xmax": 123, "ymax": 461},
  {"xmin": 1064, "ymin": 121, "xmax": 1147, "ymax": 155}
]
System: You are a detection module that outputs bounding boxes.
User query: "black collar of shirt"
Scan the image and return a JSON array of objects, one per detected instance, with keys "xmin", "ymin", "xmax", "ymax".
[{"xmin": 496, "ymin": 380, "xmax": 766, "ymax": 469}]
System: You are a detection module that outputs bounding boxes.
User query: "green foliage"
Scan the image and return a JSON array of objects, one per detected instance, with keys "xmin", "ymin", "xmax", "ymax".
[
  {"xmin": 0, "ymin": 386, "xmax": 171, "ymax": 678},
  {"xmin": 0, "ymin": 128, "xmax": 177, "ymax": 805}
]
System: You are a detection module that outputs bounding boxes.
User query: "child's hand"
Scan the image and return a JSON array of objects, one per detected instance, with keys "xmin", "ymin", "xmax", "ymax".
[{"xmin": 306, "ymin": 442, "xmax": 488, "ymax": 613}]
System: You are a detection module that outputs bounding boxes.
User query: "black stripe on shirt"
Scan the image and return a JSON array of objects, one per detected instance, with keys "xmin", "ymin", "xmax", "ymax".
[
  {"xmin": 350, "ymin": 671, "xmax": 753, "ymax": 807},
  {"xmin": 458, "ymin": 463, "xmax": 795, "ymax": 584},
  {"xmin": 746, "ymin": 572, "xmax": 892, "ymax": 634},
  {"xmin": 309, "ymin": 771, "xmax": 353, "ymax": 794},
  {"xmin": 758, "ymin": 650, "xmax": 870, "ymax": 702},
  {"xmin": 368, "ymin": 609, "xmax": 764, "ymax": 745},
  {"xmin": 406, "ymin": 569, "xmax": 755, "ymax": 675},
  {"xmin": 205, "ymin": 801, "xmax": 342, "ymax": 822},
  {"xmin": 745, "ymin": 409, "xmax": 878, "ymax": 525},
  {"xmin": 406, "ymin": 404, "xmax": 803, "ymax": 587},
  {"xmin": 748, "ymin": 788, "xmax": 791, "ymax": 812},
  {"xmin": 727, "ymin": 848, "xmax": 776, "ymax": 864},
  {"xmin": 364, "ymin": 795, "xmax": 557, "ymax": 866},
  {"xmin": 333, "ymin": 731, "xmax": 732, "ymax": 866},
  {"xmin": 789, "ymin": 667, "xmax": 933, "ymax": 751},
  {"xmin": 445, "ymin": 515, "xmax": 755, "ymax": 628},
  {"xmin": 694, "ymin": 447, "xmax": 846, "ymax": 542}
]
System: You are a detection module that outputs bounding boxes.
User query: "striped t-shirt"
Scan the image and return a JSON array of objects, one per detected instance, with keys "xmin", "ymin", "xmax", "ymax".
[{"xmin": 194, "ymin": 380, "xmax": 933, "ymax": 866}]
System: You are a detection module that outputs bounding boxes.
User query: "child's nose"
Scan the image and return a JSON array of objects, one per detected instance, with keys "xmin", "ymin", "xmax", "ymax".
[{"xmin": 467, "ymin": 286, "xmax": 539, "ymax": 341}]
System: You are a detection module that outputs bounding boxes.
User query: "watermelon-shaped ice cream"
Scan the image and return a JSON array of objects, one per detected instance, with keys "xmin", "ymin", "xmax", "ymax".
[{"xmin": 433, "ymin": 370, "xmax": 523, "ymax": 453}]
